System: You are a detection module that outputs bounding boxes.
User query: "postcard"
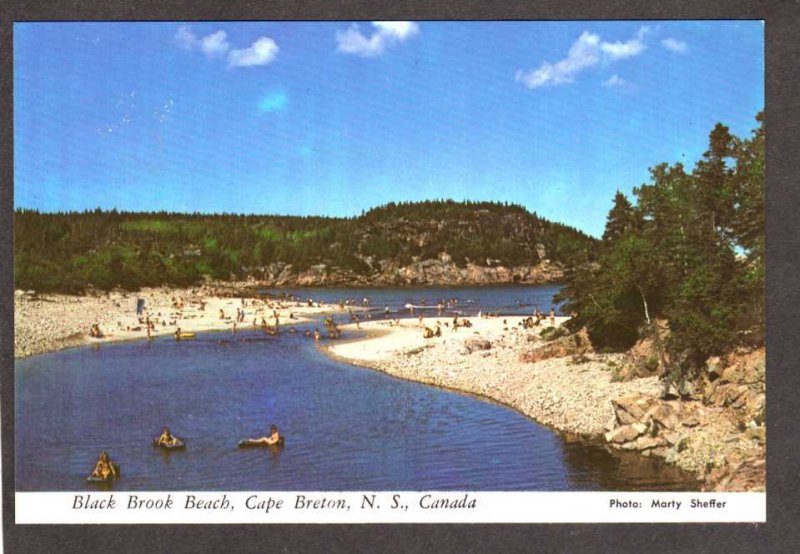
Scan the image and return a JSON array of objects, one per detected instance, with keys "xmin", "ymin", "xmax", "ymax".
[{"xmin": 10, "ymin": 19, "xmax": 765, "ymax": 529}]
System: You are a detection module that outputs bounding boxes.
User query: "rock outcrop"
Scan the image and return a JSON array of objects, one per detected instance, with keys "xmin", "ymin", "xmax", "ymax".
[
  {"xmin": 255, "ymin": 260, "xmax": 564, "ymax": 288},
  {"xmin": 601, "ymin": 347, "xmax": 766, "ymax": 491},
  {"xmin": 519, "ymin": 328, "xmax": 593, "ymax": 363}
]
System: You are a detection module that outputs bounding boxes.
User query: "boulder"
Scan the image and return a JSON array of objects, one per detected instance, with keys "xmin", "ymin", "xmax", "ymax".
[
  {"xmin": 745, "ymin": 426, "xmax": 766, "ymax": 443},
  {"xmin": 635, "ymin": 436, "xmax": 666, "ymax": 451},
  {"xmin": 705, "ymin": 356, "xmax": 724, "ymax": 379},
  {"xmin": 681, "ymin": 418, "xmax": 700, "ymax": 428},
  {"xmin": 631, "ymin": 422, "xmax": 648, "ymax": 435},
  {"xmin": 464, "ymin": 338, "xmax": 491, "ymax": 353},
  {"xmin": 520, "ymin": 330, "xmax": 592, "ymax": 363},
  {"xmin": 612, "ymin": 394, "xmax": 647, "ymax": 425},
  {"xmin": 607, "ymin": 424, "xmax": 645, "ymax": 444},
  {"xmin": 648, "ymin": 403, "xmax": 679, "ymax": 431}
]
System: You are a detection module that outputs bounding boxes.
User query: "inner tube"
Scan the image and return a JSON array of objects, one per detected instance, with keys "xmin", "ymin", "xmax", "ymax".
[
  {"xmin": 238, "ymin": 437, "xmax": 285, "ymax": 448},
  {"xmin": 153, "ymin": 438, "xmax": 186, "ymax": 450},
  {"xmin": 86, "ymin": 463, "xmax": 121, "ymax": 483}
]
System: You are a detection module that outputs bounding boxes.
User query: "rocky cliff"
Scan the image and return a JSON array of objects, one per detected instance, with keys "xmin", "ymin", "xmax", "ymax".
[{"xmin": 256, "ymin": 258, "xmax": 565, "ymax": 287}]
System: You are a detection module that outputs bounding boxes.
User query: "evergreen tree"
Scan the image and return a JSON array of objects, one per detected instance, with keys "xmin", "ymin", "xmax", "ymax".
[{"xmin": 602, "ymin": 191, "xmax": 637, "ymax": 242}]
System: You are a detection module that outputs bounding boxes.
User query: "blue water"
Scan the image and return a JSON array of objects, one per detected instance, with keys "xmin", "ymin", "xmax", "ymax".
[
  {"xmin": 257, "ymin": 284, "xmax": 564, "ymax": 317},
  {"xmin": 15, "ymin": 286, "xmax": 697, "ymax": 491}
]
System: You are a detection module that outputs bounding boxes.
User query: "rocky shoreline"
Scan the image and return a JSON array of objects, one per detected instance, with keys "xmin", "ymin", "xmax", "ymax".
[
  {"xmin": 327, "ymin": 317, "xmax": 766, "ymax": 491},
  {"xmin": 253, "ymin": 258, "xmax": 564, "ymax": 287}
]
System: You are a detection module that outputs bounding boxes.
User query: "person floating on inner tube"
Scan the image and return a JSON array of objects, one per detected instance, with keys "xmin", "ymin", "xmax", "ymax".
[
  {"xmin": 90, "ymin": 451, "xmax": 117, "ymax": 480},
  {"xmin": 155, "ymin": 426, "xmax": 182, "ymax": 447},
  {"xmin": 249, "ymin": 425, "xmax": 282, "ymax": 446}
]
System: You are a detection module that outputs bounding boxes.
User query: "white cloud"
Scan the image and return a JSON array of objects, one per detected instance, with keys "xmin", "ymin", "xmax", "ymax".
[
  {"xmin": 372, "ymin": 21, "xmax": 419, "ymax": 40},
  {"xmin": 227, "ymin": 37, "xmax": 279, "ymax": 67},
  {"xmin": 600, "ymin": 26, "xmax": 649, "ymax": 60},
  {"xmin": 602, "ymin": 74, "xmax": 638, "ymax": 93},
  {"xmin": 661, "ymin": 37, "xmax": 688, "ymax": 54},
  {"xmin": 602, "ymin": 74, "xmax": 626, "ymax": 87},
  {"xmin": 516, "ymin": 26, "xmax": 649, "ymax": 89},
  {"xmin": 174, "ymin": 26, "xmax": 197, "ymax": 50},
  {"xmin": 336, "ymin": 21, "xmax": 420, "ymax": 57},
  {"xmin": 174, "ymin": 27, "xmax": 277, "ymax": 68},
  {"xmin": 200, "ymin": 30, "xmax": 230, "ymax": 58}
]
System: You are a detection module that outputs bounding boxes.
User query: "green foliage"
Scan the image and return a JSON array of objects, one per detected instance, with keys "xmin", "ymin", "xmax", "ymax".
[
  {"xmin": 14, "ymin": 201, "xmax": 596, "ymax": 292},
  {"xmin": 560, "ymin": 113, "xmax": 765, "ymax": 375},
  {"xmin": 539, "ymin": 326, "xmax": 569, "ymax": 341}
]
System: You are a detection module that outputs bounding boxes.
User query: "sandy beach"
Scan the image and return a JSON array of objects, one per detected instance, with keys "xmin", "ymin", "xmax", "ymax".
[
  {"xmin": 326, "ymin": 315, "xmax": 765, "ymax": 489},
  {"xmin": 327, "ymin": 315, "xmax": 659, "ymax": 436},
  {"xmin": 14, "ymin": 285, "xmax": 346, "ymax": 358}
]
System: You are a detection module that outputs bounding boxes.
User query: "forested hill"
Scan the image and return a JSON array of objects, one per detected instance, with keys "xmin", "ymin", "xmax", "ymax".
[{"xmin": 14, "ymin": 200, "xmax": 596, "ymax": 293}]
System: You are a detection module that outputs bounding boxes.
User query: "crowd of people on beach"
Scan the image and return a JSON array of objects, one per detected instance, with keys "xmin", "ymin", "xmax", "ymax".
[{"xmin": 85, "ymin": 290, "xmax": 562, "ymax": 357}]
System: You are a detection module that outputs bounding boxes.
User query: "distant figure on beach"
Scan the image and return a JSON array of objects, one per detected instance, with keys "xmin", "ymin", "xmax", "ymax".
[
  {"xmin": 136, "ymin": 298, "xmax": 145, "ymax": 315},
  {"xmin": 219, "ymin": 309, "xmax": 225, "ymax": 320},
  {"xmin": 90, "ymin": 451, "xmax": 117, "ymax": 481},
  {"xmin": 314, "ymin": 329, "xmax": 321, "ymax": 341},
  {"xmin": 549, "ymin": 308, "xmax": 556, "ymax": 327},
  {"xmin": 423, "ymin": 326, "xmax": 435, "ymax": 339},
  {"xmin": 155, "ymin": 426, "xmax": 181, "ymax": 447},
  {"xmin": 435, "ymin": 322, "xmax": 442, "ymax": 337},
  {"xmin": 452, "ymin": 315, "xmax": 459, "ymax": 331},
  {"xmin": 89, "ymin": 323, "xmax": 104, "ymax": 338}
]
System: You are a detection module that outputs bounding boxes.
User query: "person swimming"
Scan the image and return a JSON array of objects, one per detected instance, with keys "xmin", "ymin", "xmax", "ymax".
[{"xmin": 90, "ymin": 451, "xmax": 117, "ymax": 480}]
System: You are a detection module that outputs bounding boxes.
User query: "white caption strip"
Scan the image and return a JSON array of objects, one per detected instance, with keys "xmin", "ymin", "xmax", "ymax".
[{"xmin": 16, "ymin": 491, "xmax": 765, "ymax": 524}]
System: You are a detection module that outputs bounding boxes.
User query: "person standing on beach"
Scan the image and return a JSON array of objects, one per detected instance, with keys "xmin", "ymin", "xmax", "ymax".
[
  {"xmin": 549, "ymin": 308, "xmax": 556, "ymax": 327},
  {"xmin": 136, "ymin": 298, "xmax": 145, "ymax": 315}
]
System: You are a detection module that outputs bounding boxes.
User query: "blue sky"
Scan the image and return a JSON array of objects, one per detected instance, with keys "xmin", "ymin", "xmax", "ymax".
[{"xmin": 14, "ymin": 21, "xmax": 763, "ymax": 237}]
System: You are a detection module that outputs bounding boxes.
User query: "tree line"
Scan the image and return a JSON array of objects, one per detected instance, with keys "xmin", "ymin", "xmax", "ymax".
[
  {"xmin": 558, "ymin": 112, "xmax": 764, "ymax": 391},
  {"xmin": 14, "ymin": 200, "xmax": 595, "ymax": 293}
]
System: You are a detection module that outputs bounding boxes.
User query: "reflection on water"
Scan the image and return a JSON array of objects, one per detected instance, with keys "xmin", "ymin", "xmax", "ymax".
[
  {"xmin": 560, "ymin": 439, "xmax": 699, "ymax": 491},
  {"xmin": 16, "ymin": 286, "xmax": 698, "ymax": 491}
]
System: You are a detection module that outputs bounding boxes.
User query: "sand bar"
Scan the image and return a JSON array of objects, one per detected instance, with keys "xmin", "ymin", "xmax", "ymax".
[{"xmin": 14, "ymin": 285, "xmax": 349, "ymax": 358}]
